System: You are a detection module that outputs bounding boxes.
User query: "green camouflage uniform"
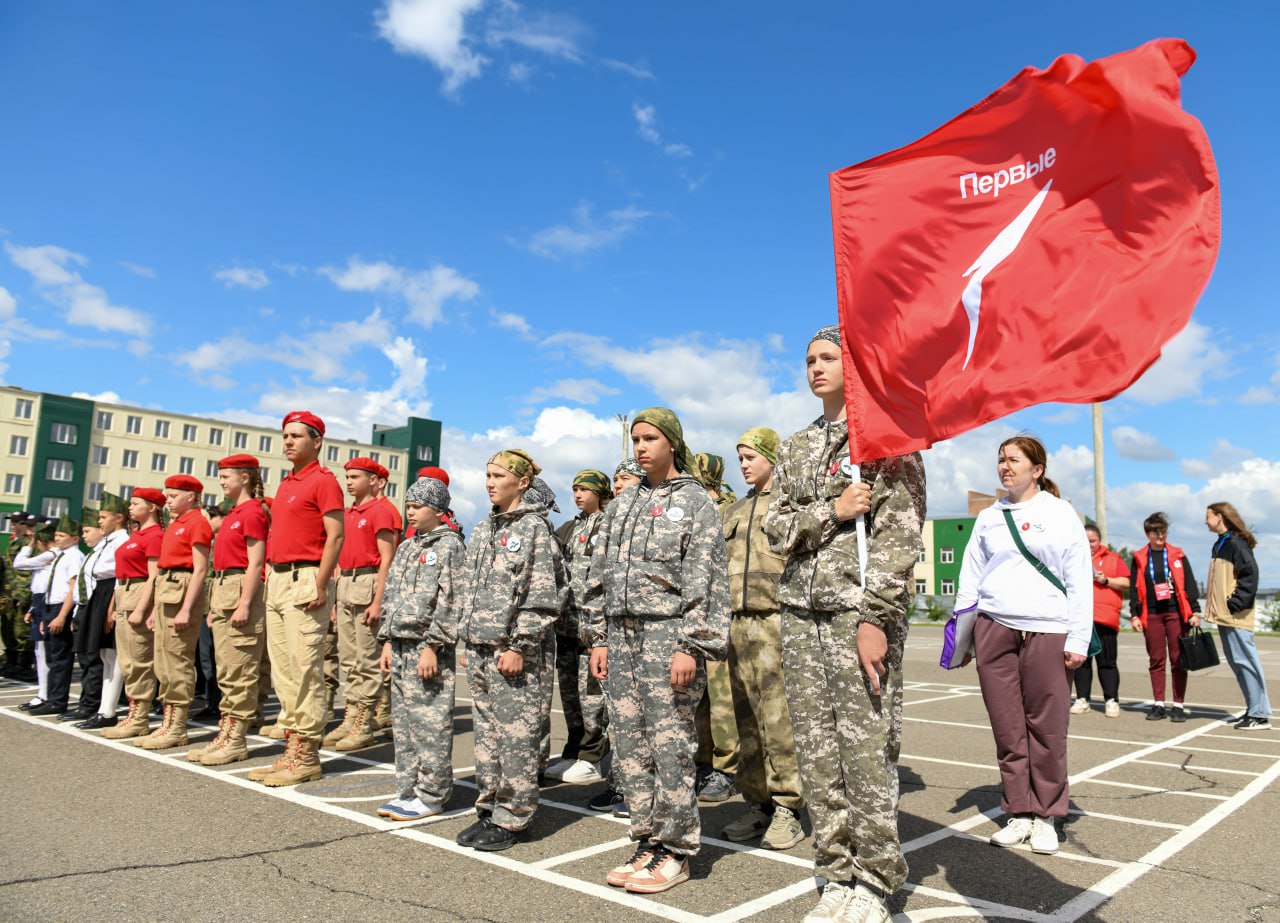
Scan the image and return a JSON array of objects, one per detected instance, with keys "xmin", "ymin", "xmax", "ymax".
[
  {"xmin": 1, "ymin": 533, "xmax": 34, "ymax": 661},
  {"xmin": 723, "ymin": 482, "xmax": 803, "ymax": 811},
  {"xmin": 552, "ymin": 510, "xmax": 610, "ymax": 765},
  {"xmin": 765, "ymin": 415, "xmax": 925, "ymax": 894},
  {"xmin": 378, "ymin": 524, "xmax": 465, "ymax": 810},
  {"xmin": 583, "ymin": 475, "xmax": 730, "ymax": 856},
  {"xmin": 460, "ymin": 497, "xmax": 567, "ymax": 832}
]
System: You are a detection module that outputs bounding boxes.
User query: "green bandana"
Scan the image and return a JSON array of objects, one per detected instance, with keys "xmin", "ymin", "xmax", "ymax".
[
  {"xmin": 736, "ymin": 427, "xmax": 779, "ymax": 465},
  {"xmin": 695, "ymin": 452, "xmax": 737, "ymax": 504},
  {"xmin": 488, "ymin": 449, "xmax": 540, "ymax": 480},
  {"xmin": 56, "ymin": 514, "xmax": 81, "ymax": 535},
  {"xmin": 632, "ymin": 407, "xmax": 705, "ymax": 485},
  {"xmin": 572, "ymin": 469, "xmax": 614, "ymax": 501},
  {"xmin": 81, "ymin": 506, "xmax": 97, "ymax": 528},
  {"xmin": 35, "ymin": 523, "xmax": 55, "ymax": 542}
]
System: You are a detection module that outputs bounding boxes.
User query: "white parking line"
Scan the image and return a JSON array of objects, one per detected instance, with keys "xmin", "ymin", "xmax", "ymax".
[
  {"xmin": 1131, "ymin": 758, "xmax": 1260, "ymax": 777},
  {"xmin": 1065, "ymin": 808, "xmax": 1185, "ymax": 831},
  {"xmin": 529, "ymin": 837, "xmax": 635, "ymax": 870},
  {"xmin": 1073, "ymin": 778, "xmax": 1229, "ymax": 800}
]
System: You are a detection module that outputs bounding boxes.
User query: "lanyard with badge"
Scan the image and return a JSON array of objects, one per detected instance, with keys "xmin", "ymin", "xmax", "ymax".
[{"xmin": 1148, "ymin": 548, "xmax": 1172, "ymax": 601}]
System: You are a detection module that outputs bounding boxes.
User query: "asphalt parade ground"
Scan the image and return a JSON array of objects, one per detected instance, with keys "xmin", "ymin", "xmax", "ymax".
[{"xmin": 2, "ymin": 630, "xmax": 1278, "ymax": 922}]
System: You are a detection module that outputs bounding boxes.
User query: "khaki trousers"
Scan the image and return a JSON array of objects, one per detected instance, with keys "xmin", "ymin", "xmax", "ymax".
[
  {"xmin": 334, "ymin": 574, "xmax": 383, "ymax": 707},
  {"xmin": 153, "ymin": 572, "xmax": 203, "ymax": 707},
  {"xmin": 265, "ymin": 567, "xmax": 330, "ymax": 738},
  {"xmin": 208, "ymin": 573, "xmax": 267, "ymax": 719},
  {"xmin": 695, "ymin": 659, "xmax": 740, "ymax": 775},
  {"xmin": 113, "ymin": 580, "xmax": 156, "ymax": 701}
]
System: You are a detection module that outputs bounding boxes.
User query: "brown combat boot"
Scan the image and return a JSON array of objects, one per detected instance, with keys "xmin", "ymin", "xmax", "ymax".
[
  {"xmin": 263, "ymin": 735, "xmax": 323, "ymax": 787},
  {"xmin": 202, "ymin": 716, "xmax": 250, "ymax": 766},
  {"xmin": 132, "ymin": 702, "xmax": 173, "ymax": 748},
  {"xmin": 101, "ymin": 699, "xmax": 152, "ymax": 739},
  {"xmin": 139, "ymin": 704, "xmax": 189, "ymax": 750},
  {"xmin": 321, "ymin": 710, "xmax": 355, "ymax": 748},
  {"xmin": 188, "ymin": 715, "xmax": 228, "ymax": 762},
  {"xmin": 334, "ymin": 704, "xmax": 376, "ymax": 751},
  {"xmin": 259, "ymin": 721, "xmax": 287, "ymax": 740},
  {"xmin": 372, "ymin": 688, "xmax": 392, "ymax": 732},
  {"xmin": 249, "ymin": 730, "xmax": 297, "ymax": 782}
]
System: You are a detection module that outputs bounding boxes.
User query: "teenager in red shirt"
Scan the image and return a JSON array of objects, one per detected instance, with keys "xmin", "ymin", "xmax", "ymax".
[{"xmin": 1071, "ymin": 525, "xmax": 1131, "ymax": 718}]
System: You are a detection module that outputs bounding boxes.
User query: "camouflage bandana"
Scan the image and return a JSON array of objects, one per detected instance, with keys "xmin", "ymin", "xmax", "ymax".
[
  {"xmin": 99, "ymin": 491, "xmax": 127, "ymax": 515},
  {"xmin": 525, "ymin": 476, "xmax": 560, "ymax": 513},
  {"xmin": 810, "ymin": 324, "xmax": 841, "ymax": 346},
  {"xmin": 736, "ymin": 426, "xmax": 779, "ymax": 465},
  {"xmin": 614, "ymin": 458, "xmax": 644, "ymax": 479},
  {"xmin": 696, "ymin": 452, "xmax": 737, "ymax": 503},
  {"xmin": 489, "ymin": 449, "xmax": 540, "ymax": 480},
  {"xmin": 572, "ymin": 469, "xmax": 613, "ymax": 501},
  {"xmin": 56, "ymin": 513, "xmax": 81, "ymax": 535},
  {"xmin": 406, "ymin": 476, "xmax": 451, "ymax": 512},
  {"xmin": 632, "ymin": 407, "xmax": 705, "ymax": 485}
]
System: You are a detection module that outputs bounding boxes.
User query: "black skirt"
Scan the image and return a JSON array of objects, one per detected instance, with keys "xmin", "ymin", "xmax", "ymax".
[{"xmin": 74, "ymin": 579, "xmax": 116, "ymax": 655}]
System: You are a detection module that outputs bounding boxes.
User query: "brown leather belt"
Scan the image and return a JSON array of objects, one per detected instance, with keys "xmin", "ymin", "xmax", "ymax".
[
  {"xmin": 339, "ymin": 566, "xmax": 378, "ymax": 578},
  {"xmin": 271, "ymin": 561, "xmax": 320, "ymax": 573}
]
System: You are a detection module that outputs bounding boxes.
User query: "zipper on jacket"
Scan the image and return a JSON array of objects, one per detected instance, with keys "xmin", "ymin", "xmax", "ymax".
[{"xmin": 742, "ymin": 491, "xmax": 757, "ymax": 608}]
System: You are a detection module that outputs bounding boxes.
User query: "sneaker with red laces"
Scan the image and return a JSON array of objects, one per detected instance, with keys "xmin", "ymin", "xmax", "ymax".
[{"xmin": 624, "ymin": 845, "xmax": 690, "ymax": 894}]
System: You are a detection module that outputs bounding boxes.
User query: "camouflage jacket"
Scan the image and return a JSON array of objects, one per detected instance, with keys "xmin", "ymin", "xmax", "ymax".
[
  {"xmin": 377, "ymin": 525, "xmax": 466, "ymax": 647},
  {"xmin": 3, "ymin": 534, "xmax": 33, "ymax": 605},
  {"xmin": 581, "ymin": 475, "xmax": 730, "ymax": 660},
  {"xmin": 765, "ymin": 415, "xmax": 926, "ymax": 626},
  {"xmin": 723, "ymin": 484, "xmax": 786, "ymax": 614},
  {"xmin": 553, "ymin": 509, "xmax": 605, "ymax": 639},
  {"xmin": 459, "ymin": 498, "xmax": 567, "ymax": 655}
]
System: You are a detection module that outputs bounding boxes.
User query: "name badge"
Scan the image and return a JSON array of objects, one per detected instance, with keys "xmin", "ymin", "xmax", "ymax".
[{"xmin": 1153, "ymin": 582, "xmax": 1172, "ymax": 601}]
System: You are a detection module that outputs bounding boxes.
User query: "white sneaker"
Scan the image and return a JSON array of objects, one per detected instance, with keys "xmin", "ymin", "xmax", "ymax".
[
  {"xmin": 1104, "ymin": 699, "xmax": 1120, "ymax": 718},
  {"xmin": 1029, "ymin": 816, "xmax": 1059, "ymax": 854},
  {"xmin": 842, "ymin": 882, "xmax": 892, "ymax": 923},
  {"xmin": 542, "ymin": 758, "xmax": 575, "ymax": 781},
  {"xmin": 560, "ymin": 759, "xmax": 605, "ymax": 785},
  {"xmin": 803, "ymin": 882, "xmax": 853, "ymax": 923},
  {"xmin": 1070, "ymin": 697, "xmax": 1090, "ymax": 715},
  {"xmin": 990, "ymin": 816, "xmax": 1033, "ymax": 847}
]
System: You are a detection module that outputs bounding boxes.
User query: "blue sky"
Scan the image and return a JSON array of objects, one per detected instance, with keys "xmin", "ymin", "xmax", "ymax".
[{"xmin": 2, "ymin": 1, "xmax": 1278, "ymax": 578}]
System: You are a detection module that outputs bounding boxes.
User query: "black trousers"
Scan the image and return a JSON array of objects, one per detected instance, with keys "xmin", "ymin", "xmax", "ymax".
[
  {"xmin": 197, "ymin": 620, "xmax": 221, "ymax": 709},
  {"xmin": 1074, "ymin": 623, "xmax": 1120, "ymax": 701},
  {"xmin": 44, "ymin": 626, "xmax": 77, "ymax": 709}
]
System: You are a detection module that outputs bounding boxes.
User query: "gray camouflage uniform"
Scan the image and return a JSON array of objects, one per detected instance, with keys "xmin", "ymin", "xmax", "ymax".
[
  {"xmin": 765, "ymin": 415, "xmax": 925, "ymax": 894},
  {"xmin": 377, "ymin": 524, "xmax": 465, "ymax": 810},
  {"xmin": 460, "ymin": 498, "xmax": 567, "ymax": 832},
  {"xmin": 552, "ymin": 511, "xmax": 610, "ymax": 766},
  {"xmin": 583, "ymin": 475, "xmax": 730, "ymax": 856}
]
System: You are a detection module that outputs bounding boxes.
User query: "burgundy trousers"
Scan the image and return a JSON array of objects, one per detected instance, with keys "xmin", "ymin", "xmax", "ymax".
[
  {"xmin": 1142, "ymin": 611, "xmax": 1187, "ymax": 703},
  {"xmin": 975, "ymin": 615, "xmax": 1071, "ymax": 818}
]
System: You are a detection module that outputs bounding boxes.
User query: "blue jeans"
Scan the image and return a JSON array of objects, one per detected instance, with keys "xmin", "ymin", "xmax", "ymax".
[{"xmin": 1218, "ymin": 625, "xmax": 1273, "ymax": 718}]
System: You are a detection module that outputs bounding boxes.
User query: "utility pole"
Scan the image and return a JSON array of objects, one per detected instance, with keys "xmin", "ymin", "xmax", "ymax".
[
  {"xmin": 615, "ymin": 413, "xmax": 629, "ymax": 461},
  {"xmin": 1092, "ymin": 402, "xmax": 1108, "ymax": 543}
]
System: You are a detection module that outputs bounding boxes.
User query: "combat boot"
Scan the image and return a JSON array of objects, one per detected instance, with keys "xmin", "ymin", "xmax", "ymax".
[
  {"xmin": 263, "ymin": 735, "xmax": 323, "ymax": 787},
  {"xmin": 202, "ymin": 716, "xmax": 250, "ymax": 766},
  {"xmin": 249, "ymin": 731, "xmax": 297, "ymax": 782},
  {"xmin": 321, "ymin": 709, "xmax": 354, "ymax": 748},
  {"xmin": 139, "ymin": 704, "xmax": 189, "ymax": 750},
  {"xmin": 372, "ymin": 688, "xmax": 392, "ymax": 732},
  {"xmin": 132, "ymin": 702, "xmax": 173, "ymax": 748},
  {"xmin": 101, "ymin": 699, "xmax": 152, "ymax": 739},
  {"xmin": 334, "ymin": 704, "xmax": 376, "ymax": 751},
  {"xmin": 259, "ymin": 720, "xmax": 287, "ymax": 740},
  {"xmin": 188, "ymin": 715, "xmax": 228, "ymax": 762}
]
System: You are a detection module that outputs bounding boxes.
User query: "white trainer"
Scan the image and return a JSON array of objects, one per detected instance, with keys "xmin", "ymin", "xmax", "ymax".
[
  {"xmin": 1104, "ymin": 699, "xmax": 1121, "ymax": 718},
  {"xmin": 1070, "ymin": 697, "xmax": 1090, "ymax": 715},
  {"xmin": 542, "ymin": 758, "xmax": 575, "ymax": 781},
  {"xmin": 803, "ymin": 883, "xmax": 853, "ymax": 923},
  {"xmin": 841, "ymin": 882, "xmax": 892, "ymax": 923},
  {"xmin": 1029, "ymin": 816, "xmax": 1059, "ymax": 854},
  {"xmin": 560, "ymin": 759, "xmax": 605, "ymax": 785},
  {"xmin": 990, "ymin": 816, "xmax": 1033, "ymax": 847}
]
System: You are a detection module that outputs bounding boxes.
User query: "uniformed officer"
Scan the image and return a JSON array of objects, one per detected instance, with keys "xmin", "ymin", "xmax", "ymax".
[
  {"xmin": 26, "ymin": 515, "xmax": 86, "ymax": 716},
  {"xmin": 1, "ymin": 512, "xmax": 36, "ymax": 679}
]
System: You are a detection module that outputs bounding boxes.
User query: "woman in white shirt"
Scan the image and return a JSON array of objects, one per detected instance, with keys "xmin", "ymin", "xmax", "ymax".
[{"xmin": 955, "ymin": 436, "xmax": 1091, "ymax": 855}]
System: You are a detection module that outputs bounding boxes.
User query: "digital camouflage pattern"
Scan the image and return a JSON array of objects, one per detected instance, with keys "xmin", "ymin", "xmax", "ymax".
[
  {"xmin": 554, "ymin": 510, "xmax": 603, "ymax": 641},
  {"xmin": 764, "ymin": 415, "xmax": 926, "ymax": 626},
  {"xmin": 388, "ymin": 638, "xmax": 455, "ymax": 809},
  {"xmin": 377, "ymin": 525, "xmax": 466, "ymax": 647},
  {"xmin": 551, "ymin": 509, "xmax": 610, "ymax": 763}
]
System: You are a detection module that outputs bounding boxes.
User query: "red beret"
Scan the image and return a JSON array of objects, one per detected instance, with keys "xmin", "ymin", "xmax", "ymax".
[
  {"xmin": 132, "ymin": 487, "xmax": 166, "ymax": 506},
  {"xmin": 219, "ymin": 453, "xmax": 261, "ymax": 470},
  {"xmin": 165, "ymin": 474, "xmax": 204, "ymax": 494},
  {"xmin": 417, "ymin": 466, "xmax": 450, "ymax": 486},
  {"xmin": 344, "ymin": 457, "xmax": 380, "ymax": 476},
  {"xmin": 282, "ymin": 410, "xmax": 325, "ymax": 436}
]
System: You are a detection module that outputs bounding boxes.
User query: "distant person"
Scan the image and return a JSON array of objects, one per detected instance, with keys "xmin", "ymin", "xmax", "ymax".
[
  {"xmin": 1204, "ymin": 503, "xmax": 1271, "ymax": 731},
  {"xmin": 1130, "ymin": 512, "xmax": 1200, "ymax": 722},
  {"xmin": 1071, "ymin": 525, "xmax": 1130, "ymax": 718}
]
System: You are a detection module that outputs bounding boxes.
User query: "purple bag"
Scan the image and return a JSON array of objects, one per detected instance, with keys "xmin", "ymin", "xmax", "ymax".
[{"xmin": 939, "ymin": 605, "xmax": 978, "ymax": 670}]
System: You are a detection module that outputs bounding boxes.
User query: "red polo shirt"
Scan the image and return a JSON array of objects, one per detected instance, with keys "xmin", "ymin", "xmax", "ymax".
[
  {"xmin": 214, "ymin": 500, "xmax": 270, "ymax": 571},
  {"xmin": 159, "ymin": 510, "xmax": 213, "ymax": 569},
  {"xmin": 1091, "ymin": 545, "xmax": 1130, "ymax": 630},
  {"xmin": 270, "ymin": 460, "xmax": 344, "ymax": 564},
  {"xmin": 116, "ymin": 524, "xmax": 164, "ymax": 579},
  {"xmin": 339, "ymin": 497, "xmax": 397, "ymax": 570},
  {"xmin": 378, "ymin": 495, "xmax": 403, "ymax": 536}
]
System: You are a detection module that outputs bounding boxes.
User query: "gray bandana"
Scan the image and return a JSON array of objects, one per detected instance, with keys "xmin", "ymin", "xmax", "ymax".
[
  {"xmin": 524, "ymin": 476, "xmax": 560, "ymax": 513},
  {"xmin": 406, "ymin": 477, "xmax": 450, "ymax": 512},
  {"xmin": 614, "ymin": 458, "xmax": 644, "ymax": 479},
  {"xmin": 810, "ymin": 324, "xmax": 841, "ymax": 346}
]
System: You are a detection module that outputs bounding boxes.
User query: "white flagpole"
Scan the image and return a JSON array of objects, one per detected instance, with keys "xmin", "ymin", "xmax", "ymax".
[{"xmin": 853, "ymin": 463, "xmax": 868, "ymax": 589}]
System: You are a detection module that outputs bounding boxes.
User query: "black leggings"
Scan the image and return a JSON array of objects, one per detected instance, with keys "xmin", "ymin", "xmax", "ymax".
[{"xmin": 1073, "ymin": 623, "xmax": 1119, "ymax": 701}]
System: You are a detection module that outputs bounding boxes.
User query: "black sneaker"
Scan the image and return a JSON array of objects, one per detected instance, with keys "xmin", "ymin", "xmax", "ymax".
[
  {"xmin": 1146, "ymin": 705, "xmax": 1167, "ymax": 721},
  {"xmin": 456, "ymin": 815, "xmax": 493, "ymax": 846},
  {"xmin": 1169, "ymin": 706, "xmax": 1187, "ymax": 723},
  {"xmin": 588, "ymin": 787, "xmax": 625, "ymax": 812},
  {"xmin": 472, "ymin": 823, "xmax": 519, "ymax": 852},
  {"xmin": 1237, "ymin": 716, "xmax": 1273, "ymax": 732}
]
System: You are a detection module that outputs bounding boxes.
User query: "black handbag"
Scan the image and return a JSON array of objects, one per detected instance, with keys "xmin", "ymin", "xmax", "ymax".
[{"xmin": 1178, "ymin": 626, "xmax": 1220, "ymax": 671}]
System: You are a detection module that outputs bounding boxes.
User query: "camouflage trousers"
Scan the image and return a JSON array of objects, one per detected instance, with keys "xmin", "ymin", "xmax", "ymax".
[
  {"xmin": 728, "ymin": 611, "xmax": 804, "ymax": 811},
  {"xmin": 1, "ymin": 595, "xmax": 32, "ymax": 658},
  {"xmin": 606, "ymin": 616, "xmax": 707, "ymax": 856},
  {"xmin": 466, "ymin": 640, "xmax": 551, "ymax": 832},
  {"xmin": 389, "ymin": 638, "xmax": 455, "ymax": 809},
  {"xmin": 695, "ymin": 659, "xmax": 739, "ymax": 775},
  {"xmin": 555, "ymin": 632, "xmax": 610, "ymax": 764},
  {"xmin": 781, "ymin": 606, "xmax": 907, "ymax": 893}
]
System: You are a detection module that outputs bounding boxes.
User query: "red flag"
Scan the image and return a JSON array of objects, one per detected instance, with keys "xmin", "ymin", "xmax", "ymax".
[{"xmin": 830, "ymin": 38, "xmax": 1220, "ymax": 462}]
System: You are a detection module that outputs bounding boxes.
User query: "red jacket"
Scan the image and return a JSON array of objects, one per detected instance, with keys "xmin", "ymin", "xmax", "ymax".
[{"xmin": 1131, "ymin": 543, "xmax": 1196, "ymax": 626}]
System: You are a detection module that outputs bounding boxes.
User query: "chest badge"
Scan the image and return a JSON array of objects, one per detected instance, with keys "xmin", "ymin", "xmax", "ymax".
[
  {"xmin": 652, "ymin": 507, "xmax": 664, "ymax": 518},
  {"xmin": 506, "ymin": 536, "xmax": 522, "ymax": 553},
  {"xmin": 838, "ymin": 457, "xmax": 855, "ymax": 477},
  {"xmin": 425, "ymin": 551, "xmax": 438, "ymax": 566},
  {"xmin": 667, "ymin": 507, "xmax": 685, "ymax": 522}
]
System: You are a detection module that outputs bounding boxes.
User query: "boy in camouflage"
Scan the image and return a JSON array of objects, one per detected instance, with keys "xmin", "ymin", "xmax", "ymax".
[
  {"xmin": 585, "ymin": 408, "xmax": 731, "ymax": 895},
  {"xmin": 456, "ymin": 450, "xmax": 567, "ymax": 851},
  {"xmin": 376, "ymin": 476, "xmax": 465, "ymax": 822},
  {"xmin": 765, "ymin": 325, "xmax": 926, "ymax": 923}
]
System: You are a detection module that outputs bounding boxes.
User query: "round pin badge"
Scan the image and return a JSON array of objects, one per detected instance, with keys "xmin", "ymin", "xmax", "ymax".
[
  {"xmin": 507, "ymin": 537, "xmax": 522, "ymax": 553},
  {"xmin": 667, "ymin": 507, "xmax": 685, "ymax": 522},
  {"xmin": 578, "ymin": 535, "xmax": 587, "ymax": 543},
  {"xmin": 652, "ymin": 507, "xmax": 664, "ymax": 517},
  {"xmin": 839, "ymin": 458, "xmax": 855, "ymax": 477},
  {"xmin": 425, "ymin": 551, "xmax": 438, "ymax": 566}
]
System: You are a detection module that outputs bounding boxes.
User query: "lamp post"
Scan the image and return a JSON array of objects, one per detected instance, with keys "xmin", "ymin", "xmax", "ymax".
[{"xmin": 615, "ymin": 413, "xmax": 629, "ymax": 461}]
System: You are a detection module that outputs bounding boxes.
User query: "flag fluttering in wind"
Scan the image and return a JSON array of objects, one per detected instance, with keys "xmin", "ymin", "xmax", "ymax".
[{"xmin": 831, "ymin": 38, "xmax": 1220, "ymax": 463}]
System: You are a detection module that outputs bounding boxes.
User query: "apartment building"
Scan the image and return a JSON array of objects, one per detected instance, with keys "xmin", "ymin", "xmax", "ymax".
[{"xmin": 0, "ymin": 386, "xmax": 441, "ymax": 526}]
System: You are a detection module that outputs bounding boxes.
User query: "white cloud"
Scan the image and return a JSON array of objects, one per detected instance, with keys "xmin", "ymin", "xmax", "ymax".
[
  {"xmin": 1041, "ymin": 406, "xmax": 1084, "ymax": 425},
  {"xmin": 214, "ymin": 267, "xmax": 269, "ymax": 289},
  {"xmin": 376, "ymin": 0, "xmax": 490, "ymax": 95},
  {"xmin": 1239, "ymin": 386, "xmax": 1275, "ymax": 405},
  {"xmin": 526, "ymin": 377, "xmax": 620, "ymax": 406},
  {"xmin": 485, "ymin": 7, "xmax": 585, "ymax": 62},
  {"xmin": 71, "ymin": 390, "xmax": 123, "ymax": 403},
  {"xmin": 632, "ymin": 102, "xmax": 692, "ymax": 158},
  {"xmin": 119, "ymin": 261, "xmax": 156, "ymax": 279},
  {"xmin": 319, "ymin": 258, "xmax": 479, "ymax": 328},
  {"xmin": 1180, "ymin": 439, "xmax": 1255, "ymax": 481},
  {"xmin": 601, "ymin": 58, "xmax": 654, "ymax": 80},
  {"xmin": 492, "ymin": 310, "xmax": 534, "ymax": 339},
  {"xmin": 0, "ymin": 286, "xmax": 14, "ymax": 321},
  {"xmin": 4, "ymin": 242, "xmax": 150, "ymax": 336},
  {"xmin": 1111, "ymin": 425, "xmax": 1176, "ymax": 462},
  {"xmin": 1120, "ymin": 321, "xmax": 1229, "ymax": 404},
  {"xmin": 521, "ymin": 203, "xmax": 651, "ymax": 260}
]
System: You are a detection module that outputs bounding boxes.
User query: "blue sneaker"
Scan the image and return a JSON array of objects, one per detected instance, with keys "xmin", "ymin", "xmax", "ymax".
[{"xmin": 383, "ymin": 797, "xmax": 442, "ymax": 821}]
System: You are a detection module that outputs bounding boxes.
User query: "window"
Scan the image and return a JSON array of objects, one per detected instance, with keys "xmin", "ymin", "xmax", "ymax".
[
  {"xmin": 918, "ymin": 548, "xmax": 927, "ymax": 563},
  {"xmin": 47, "ymin": 459, "xmax": 74, "ymax": 481},
  {"xmin": 14, "ymin": 398, "xmax": 33, "ymax": 419},
  {"xmin": 87, "ymin": 482, "xmax": 105, "ymax": 501},
  {"xmin": 4, "ymin": 474, "xmax": 22, "ymax": 493},
  {"xmin": 349, "ymin": 449, "xmax": 359, "ymax": 461},
  {"xmin": 96, "ymin": 410, "xmax": 113, "ymax": 430},
  {"xmin": 92, "ymin": 445, "xmax": 109, "ymax": 465},
  {"xmin": 326, "ymin": 446, "xmax": 338, "ymax": 462},
  {"xmin": 369, "ymin": 451, "xmax": 380, "ymax": 463},
  {"xmin": 122, "ymin": 449, "xmax": 139, "ymax": 469},
  {"xmin": 151, "ymin": 453, "xmax": 167, "ymax": 472},
  {"xmin": 51, "ymin": 422, "xmax": 78, "ymax": 445},
  {"xmin": 233, "ymin": 432, "xmax": 247, "ymax": 450},
  {"xmin": 206, "ymin": 460, "xmax": 220, "ymax": 477},
  {"xmin": 258, "ymin": 435, "xmax": 272, "ymax": 453},
  {"xmin": 385, "ymin": 482, "xmax": 397, "ymax": 499},
  {"xmin": 182, "ymin": 424, "xmax": 198, "ymax": 442},
  {"xmin": 416, "ymin": 444, "xmax": 434, "ymax": 462},
  {"xmin": 203, "ymin": 493, "xmax": 219, "ymax": 507},
  {"xmin": 41, "ymin": 497, "xmax": 69, "ymax": 518},
  {"xmin": 9, "ymin": 435, "xmax": 28, "ymax": 455},
  {"xmin": 120, "ymin": 485, "xmax": 134, "ymax": 500},
  {"xmin": 260, "ymin": 469, "xmax": 270, "ymax": 485},
  {"xmin": 179, "ymin": 457, "xmax": 194, "ymax": 475},
  {"xmin": 388, "ymin": 455, "xmax": 399, "ymax": 470},
  {"xmin": 209, "ymin": 427, "xmax": 224, "ymax": 446},
  {"xmin": 915, "ymin": 580, "xmax": 927, "ymax": 595},
  {"xmin": 155, "ymin": 420, "xmax": 170, "ymax": 438},
  {"xmin": 941, "ymin": 580, "xmax": 956, "ymax": 595},
  {"xmin": 940, "ymin": 547, "xmax": 955, "ymax": 564},
  {"xmin": 126, "ymin": 415, "xmax": 142, "ymax": 435}
]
